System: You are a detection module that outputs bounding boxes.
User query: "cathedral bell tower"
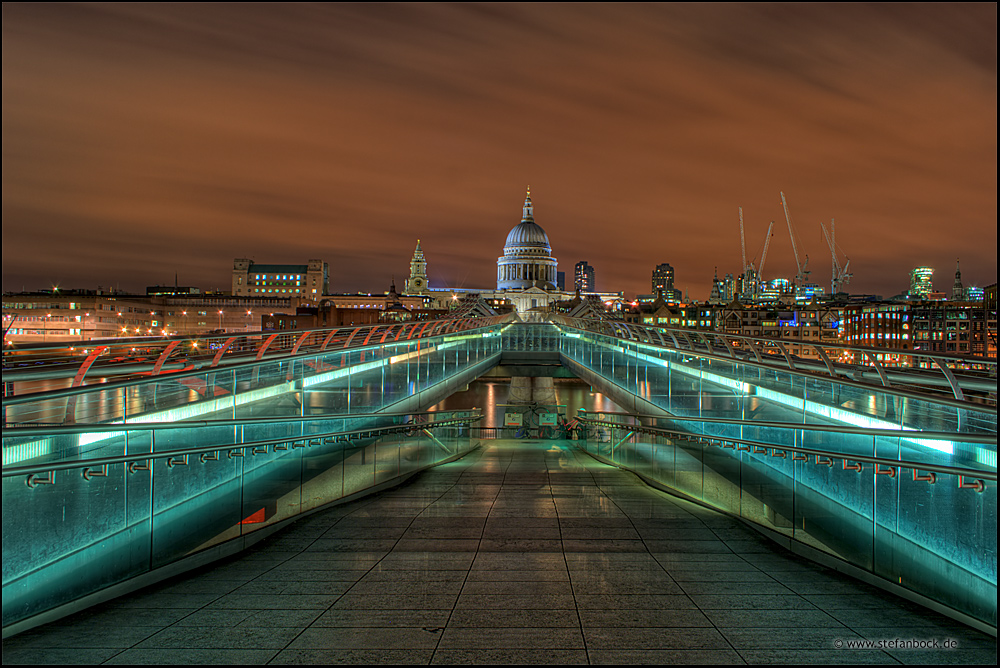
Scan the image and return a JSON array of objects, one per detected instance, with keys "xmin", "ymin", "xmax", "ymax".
[{"xmin": 404, "ymin": 239, "xmax": 430, "ymax": 295}]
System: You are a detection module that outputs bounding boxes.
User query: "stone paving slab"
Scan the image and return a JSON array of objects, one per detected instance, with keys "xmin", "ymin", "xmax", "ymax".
[
  {"xmin": 3, "ymin": 440, "xmax": 994, "ymax": 665},
  {"xmin": 105, "ymin": 649, "xmax": 279, "ymax": 665}
]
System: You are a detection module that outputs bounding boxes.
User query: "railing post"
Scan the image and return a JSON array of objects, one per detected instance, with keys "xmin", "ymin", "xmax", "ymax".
[
  {"xmin": 861, "ymin": 351, "xmax": 891, "ymax": 388},
  {"xmin": 930, "ymin": 357, "xmax": 965, "ymax": 403}
]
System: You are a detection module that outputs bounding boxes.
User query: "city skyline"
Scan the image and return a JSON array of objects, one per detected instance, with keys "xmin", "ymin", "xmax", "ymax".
[{"xmin": 3, "ymin": 4, "xmax": 996, "ymax": 299}]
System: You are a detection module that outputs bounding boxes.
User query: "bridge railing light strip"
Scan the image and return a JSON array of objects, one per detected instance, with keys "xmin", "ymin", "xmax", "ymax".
[
  {"xmin": 575, "ymin": 415, "xmax": 996, "ymax": 482},
  {"xmin": 2, "ymin": 411, "xmax": 483, "ymax": 479},
  {"xmin": 559, "ymin": 330, "xmax": 995, "ymax": 463},
  {"xmin": 2, "ymin": 333, "xmax": 491, "ymax": 464},
  {"xmin": 551, "ymin": 316, "xmax": 997, "ymax": 405},
  {"xmin": 3, "ymin": 314, "xmax": 516, "ymax": 397}
]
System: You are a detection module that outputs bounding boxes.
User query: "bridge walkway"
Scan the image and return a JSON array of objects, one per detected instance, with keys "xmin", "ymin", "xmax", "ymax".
[{"xmin": 2, "ymin": 439, "xmax": 993, "ymax": 665}]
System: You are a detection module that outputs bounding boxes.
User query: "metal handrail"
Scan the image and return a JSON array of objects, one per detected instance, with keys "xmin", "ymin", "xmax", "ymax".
[
  {"xmin": 2, "ymin": 314, "xmax": 515, "ymax": 398},
  {"xmin": 2, "ymin": 409, "xmax": 483, "ymax": 438},
  {"xmin": 558, "ymin": 317, "xmax": 1000, "ymax": 384},
  {"xmin": 3, "ymin": 313, "xmax": 514, "ymax": 359},
  {"xmin": 560, "ymin": 316, "xmax": 998, "ymax": 376},
  {"xmin": 576, "ymin": 416, "xmax": 996, "ymax": 482},
  {"xmin": 2, "ymin": 413, "xmax": 483, "ymax": 478},
  {"xmin": 555, "ymin": 315, "xmax": 998, "ymax": 370},
  {"xmin": 552, "ymin": 315, "xmax": 997, "ymax": 403},
  {"xmin": 555, "ymin": 322, "xmax": 997, "ymax": 411},
  {"xmin": 2, "ymin": 318, "xmax": 508, "ymax": 406},
  {"xmin": 577, "ymin": 410, "xmax": 998, "ymax": 444}
]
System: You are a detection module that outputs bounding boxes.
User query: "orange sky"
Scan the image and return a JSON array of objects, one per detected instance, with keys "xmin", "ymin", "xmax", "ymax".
[{"xmin": 3, "ymin": 4, "xmax": 996, "ymax": 299}]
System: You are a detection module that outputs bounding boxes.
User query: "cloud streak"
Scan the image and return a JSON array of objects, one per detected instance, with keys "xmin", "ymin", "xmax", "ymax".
[{"xmin": 3, "ymin": 4, "xmax": 995, "ymax": 298}]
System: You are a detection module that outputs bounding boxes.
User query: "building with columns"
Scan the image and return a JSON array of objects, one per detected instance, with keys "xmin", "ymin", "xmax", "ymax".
[
  {"xmin": 497, "ymin": 190, "xmax": 558, "ymax": 290},
  {"xmin": 403, "ymin": 189, "xmax": 621, "ymax": 316}
]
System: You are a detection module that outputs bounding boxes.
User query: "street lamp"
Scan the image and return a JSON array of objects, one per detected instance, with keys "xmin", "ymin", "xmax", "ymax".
[
  {"xmin": 245, "ymin": 310, "xmax": 252, "ymax": 332},
  {"xmin": 218, "ymin": 310, "xmax": 224, "ymax": 332},
  {"xmin": 2, "ymin": 313, "xmax": 18, "ymax": 347}
]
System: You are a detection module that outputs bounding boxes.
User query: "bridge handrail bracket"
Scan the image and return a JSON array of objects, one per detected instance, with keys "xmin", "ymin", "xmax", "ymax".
[
  {"xmin": 874, "ymin": 463, "xmax": 896, "ymax": 477},
  {"xmin": 958, "ymin": 476, "xmax": 987, "ymax": 493},
  {"xmin": 843, "ymin": 459, "xmax": 863, "ymax": 473},
  {"xmin": 81, "ymin": 464, "xmax": 109, "ymax": 481},
  {"xmin": 166, "ymin": 455, "xmax": 189, "ymax": 469},
  {"xmin": 913, "ymin": 469, "xmax": 937, "ymax": 484},
  {"xmin": 26, "ymin": 471, "xmax": 55, "ymax": 488}
]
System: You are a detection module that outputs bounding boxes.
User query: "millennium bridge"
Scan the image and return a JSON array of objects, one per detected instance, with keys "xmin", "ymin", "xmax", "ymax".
[{"xmin": 2, "ymin": 315, "xmax": 995, "ymax": 663}]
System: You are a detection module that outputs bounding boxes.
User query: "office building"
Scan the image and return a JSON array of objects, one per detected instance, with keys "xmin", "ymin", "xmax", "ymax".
[
  {"xmin": 909, "ymin": 266, "xmax": 934, "ymax": 299},
  {"xmin": 575, "ymin": 261, "xmax": 595, "ymax": 293},
  {"xmin": 232, "ymin": 259, "xmax": 329, "ymax": 300}
]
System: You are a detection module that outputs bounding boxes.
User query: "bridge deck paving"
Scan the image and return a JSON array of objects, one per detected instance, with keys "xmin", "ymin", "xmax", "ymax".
[{"xmin": 2, "ymin": 439, "xmax": 995, "ymax": 665}]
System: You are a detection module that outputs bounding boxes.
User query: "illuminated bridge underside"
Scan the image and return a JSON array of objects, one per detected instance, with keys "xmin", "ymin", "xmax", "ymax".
[{"xmin": 2, "ymin": 320, "xmax": 996, "ymax": 635}]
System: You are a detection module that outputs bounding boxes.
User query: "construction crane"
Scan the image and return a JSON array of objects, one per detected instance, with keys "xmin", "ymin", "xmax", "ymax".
[
  {"xmin": 758, "ymin": 221, "xmax": 775, "ymax": 286},
  {"xmin": 738, "ymin": 208, "xmax": 773, "ymax": 300},
  {"xmin": 780, "ymin": 192, "xmax": 810, "ymax": 286},
  {"xmin": 743, "ymin": 221, "xmax": 775, "ymax": 299},
  {"xmin": 739, "ymin": 207, "xmax": 748, "ymax": 278},
  {"xmin": 820, "ymin": 218, "xmax": 852, "ymax": 294}
]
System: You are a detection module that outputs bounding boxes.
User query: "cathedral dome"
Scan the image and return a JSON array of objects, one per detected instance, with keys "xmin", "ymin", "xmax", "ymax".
[
  {"xmin": 504, "ymin": 220, "xmax": 551, "ymax": 251},
  {"xmin": 497, "ymin": 188, "xmax": 558, "ymax": 291}
]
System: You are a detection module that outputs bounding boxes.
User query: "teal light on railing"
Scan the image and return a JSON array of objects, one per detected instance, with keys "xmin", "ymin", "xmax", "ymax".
[
  {"xmin": 4, "ymin": 330, "xmax": 502, "ymax": 466},
  {"xmin": 581, "ymin": 334, "xmax": 967, "ymax": 457},
  {"xmin": 301, "ymin": 358, "xmax": 387, "ymax": 388},
  {"xmin": 2, "ymin": 440, "xmax": 50, "ymax": 466}
]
